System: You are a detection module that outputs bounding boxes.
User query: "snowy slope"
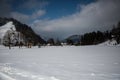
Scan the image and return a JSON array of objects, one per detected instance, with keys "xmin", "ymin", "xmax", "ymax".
[
  {"xmin": 0, "ymin": 46, "xmax": 120, "ymax": 80},
  {"xmin": 98, "ymin": 39, "xmax": 118, "ymax": 46},
  {"xmin": 0, "ymin": 22, "xmax": 16, "ymax": 39}
]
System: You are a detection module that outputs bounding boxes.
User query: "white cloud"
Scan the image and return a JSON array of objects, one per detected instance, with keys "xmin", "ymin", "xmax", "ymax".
[
  {"xmin": 10, "ymin": 12, "xmax": 29, "ymax": 23},
  {"xmin": 31, "ymin": 0, "xmax": 120, "ymax": 39},
  {"xmin": 10, "ymin": 10, "xmax": 46, "ymax": 24},
  {"xmin": 0, "ymin": 0, "xmax": 48, "ymax": 23},
  {"xmin": 21, "ymin": 0, "xmax": 49, "ymax": 10},
  {"xmin": 32, "ymin": 10, "xmax": 46, "ymax": 19}
]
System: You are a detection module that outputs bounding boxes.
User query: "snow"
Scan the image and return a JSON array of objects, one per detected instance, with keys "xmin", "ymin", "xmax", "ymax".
[
  {"xmin": 98, "ymin": 39, "xmax": 118, "ymax": 46},
  {"xmin": 0, "ymin": 46, "xmax": 120, "ymax": 80},
  {"xmin": 0, "ymin": 22, "xmax": 16, "ymax": 39}
]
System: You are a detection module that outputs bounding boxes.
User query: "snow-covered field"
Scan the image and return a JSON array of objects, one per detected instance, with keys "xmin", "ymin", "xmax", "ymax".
[{"xmin": 0, "ymin": 45, "xmax": 120, "ymax": 80}]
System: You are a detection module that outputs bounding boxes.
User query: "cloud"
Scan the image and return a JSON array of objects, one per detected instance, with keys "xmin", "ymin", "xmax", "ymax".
[
  {"xmin": 0, "ymin": 0, "xmax": 13, "ymax": 17},
  {"xmin": 31, "ymin": 10, "xmax": 46, "ymax": 19},
  {"xmin": 10, "ymin": 12, "xmax": 29, "ymax": 23},
  {"xmin": 31, "ymin": 0, "xmax": 120, "ymax": 39},
  {"xmin": 20, "ymin": 0, "xmax": 49, "ymax": 10},
  {"xmin": 0, "ymin": 0, "xmax": 47, "ymax": 23},
  {"xmin": 10, "ymin": 10, "xmax": 46, "ymax": 24}
]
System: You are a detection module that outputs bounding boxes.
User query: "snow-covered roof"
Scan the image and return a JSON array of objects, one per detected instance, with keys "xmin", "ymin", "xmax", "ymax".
[{"xmin": 0, "ymin": 21, "xmax": 16, "ymax": 39}]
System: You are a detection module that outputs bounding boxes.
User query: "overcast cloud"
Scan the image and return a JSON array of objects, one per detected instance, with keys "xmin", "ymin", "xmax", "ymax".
[{"xmin": 31, "ymin": 0, "xmax": 120, "ymax": 39}]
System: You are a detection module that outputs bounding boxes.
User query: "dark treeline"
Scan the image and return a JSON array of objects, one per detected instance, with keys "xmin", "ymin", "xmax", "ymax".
[
  {"xmin": 47, "ymin": 21, "xmax": 120, "ymax": 46},
  {"xmin": 80, "ymin": 22, "xmax": 120, "ymax": 45}
]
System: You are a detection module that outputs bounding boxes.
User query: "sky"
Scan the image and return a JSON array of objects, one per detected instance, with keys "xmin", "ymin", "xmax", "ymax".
[{"xmin": 0, "ymin": 0, "xmax": 120, "ymax": 40}]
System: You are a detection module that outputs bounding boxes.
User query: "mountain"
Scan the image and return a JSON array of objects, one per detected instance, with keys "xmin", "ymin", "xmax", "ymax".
[
  {"xmin": 62, "ymin": 35, "xmax": 81, "ymax": 44},
  {"xmin": 0, "ymin": 17, "xmax": 46, "ymax": 45}
]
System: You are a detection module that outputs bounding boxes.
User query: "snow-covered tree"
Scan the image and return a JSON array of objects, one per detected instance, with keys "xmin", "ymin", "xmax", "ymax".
[{"xmin": 3, "ymin": 31, "xmax": 25, "ymax": 47}]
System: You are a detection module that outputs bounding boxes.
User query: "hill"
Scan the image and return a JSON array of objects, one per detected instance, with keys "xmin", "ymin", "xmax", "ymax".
[{"xmin": 0, "ymin": 17, "xmax": 46, "ymax": 45}]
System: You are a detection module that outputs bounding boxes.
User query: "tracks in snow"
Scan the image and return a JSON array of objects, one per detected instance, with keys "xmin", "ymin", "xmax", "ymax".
[{"xmin": 0, "ymin": 64, "xmax": 60, "ymax": 80}]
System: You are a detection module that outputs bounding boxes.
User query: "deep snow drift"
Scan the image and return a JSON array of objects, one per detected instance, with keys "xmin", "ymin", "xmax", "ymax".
[{"xmin": 0, "ymin": 45, "xmax": 120, "ymax": 80}]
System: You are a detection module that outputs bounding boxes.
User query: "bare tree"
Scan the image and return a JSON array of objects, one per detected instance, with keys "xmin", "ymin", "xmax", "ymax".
[{"xmin": 8, "ymin": 32, "xmax": 11, "ymax": 49}]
